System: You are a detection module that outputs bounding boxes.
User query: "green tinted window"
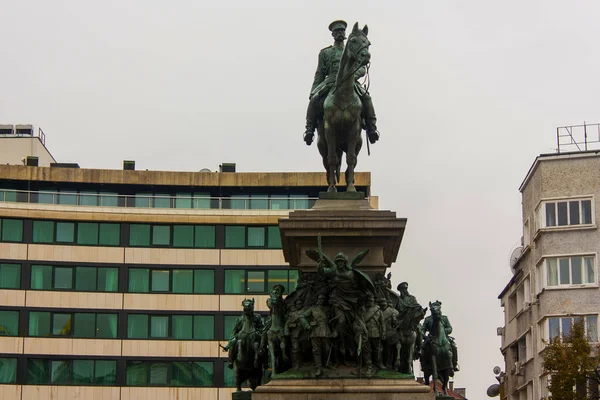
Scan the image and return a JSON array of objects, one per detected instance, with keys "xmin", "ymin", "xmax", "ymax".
[
  {"xmin": 0, "ymin": 358, "xmax": 16, "ymax": 383},
  {"xmin": 194, "ymin": 270, "xmax": 215, "ymax": 294},
  {"xmin": 229, "ymin": 195, "xmax": 248, "ymax": 209},
  {"xmin": 247, "ymin": 226, "xmax": 265, "ymax": 247},
  {"xmin": 79, "ymin": 192, "xmax": 98, "ymax": 206},
  {"xmin": 224, "ymin": 316, "xmax": 238, "ymax": 340},
  {"xmin": 58, "ymin": 192, "xmax": 77, "ymax": 205},
  {"xmin": 195, "ymin": 225, "xmax": 216, "ymax": 248},
  {"xmin": 268, "ymin": 270, "xmax": 289, "ymax": 293},
  {"xmin": 73, "ymin": 313, "xmax": 95, "ymax": 337},
  {"xmin": 29, "ymin": 312, "xmax": 51, "ymax": 336},
  {"xmin": 247, "ymin": 271, "xmax": 265, "ymax": 293},
  {"xmin": 1, "ymin": 219, "xmax": 23, "ymax": 242},
  {"xmin": 289, "ymin": 270, "xmax": 299, "ymax": 292},
  {"xmin": 0, "ymin": 311, "xmax": 19, "ymax": 336},
  {"xmin": 31, "ymin": 265, "xmax": 52, "ymax": 290},
  {"xmin": 151, "ymin": 270, "xmax": 169, "ymax": 292},
  {"xmin": 77, "ymin": 222, "xmax": 99, "ymax": 245},
  {"xmin": 172, "ymin": 361, "xmax": 213, "ymax": 386},
  {"xmin": 27, "ymin": 359, "xmax": 50, "ymax": 384},
  {"xmin": 250, "ymin": 194, "xmax": 268, "ymax": 209},
  {"xmin": 172, "ymin": 270, "xmax": 193, "ymax": 293},
  {"xmin": 129, "ymin": 269, "xmax": 149, "ymax": 292},
  {"xmin": 75, "ymin": 267, "xmax": 96, "ymax": 291},
  {"xmin": 99, "ymin": 223, "xmax": 120, "ymax": 246},
  {"xmin": 173, "ymin": 225, "xmax": 194, "ymax": 247},
  {"xmin": 98, "ymin": 268, "xmax": 119, "ymax": 292},
  {"xmin": 150, "ymin": 316, "xmax": 168, "ymax": 338},
  {"xmin": 267, "ymin": 226, "xmax": 282, "ymax": 248},
  {"xmin": 225, "ymin": 226, "xmax": 245, "ymax": 248},
  {"xmin": 126, "ymin": 361, "xmax": 148, "ymax": 385},
  {"xmin": 95, "ymin": 360, "xmax": 117, "ymax": 385},
  {"xmin": 224, "ymin": 270, "xmax": 245, "ymax": 294},
  {"xmin": 193, "ymin": 193, "xmax": 211, "ymax": 209},
  {"xmin": 130, "ymin": 224, "xmax": 150, "ymax": 246},
  {"xmin": 150, "ymin": 363, "xmax": 168, "ymax": 384},
  {"xmin": 127, "ymin": 315, "xmax": 149, "ymax": 339},
  {"xmin": 194, "ymin": 315, "xmax": 214, "ymax": 340},
  {"xmin": 53, "ymin": 313, "xmax": 72, "ymax": 336},
  {"xmin": 223, "ymin": 363, "xmax": 235, "ymax": 387},
  {"xmin": 270, "ymin": 195, "xmax": 289, "ymax": 210},
  {"xmin": 54, "ymin": 267, "xmax": 73, "ymax": 289},
  {"xmin": 51, "ymin": 360, "xmax": 72, "ymax": 384},
  {"xmin": 152, "ymin": 225, "xmax": 171, "ymax": 246},
  {"xmin": 172, "ymin": 315, "xmax": 193, "ymax": 339},
  {"xmin": 134, "ymin": 194, "xmax": 151, "ymax": 208},
  {"xmin": 56, "ymin": 222, "xmax": 75, "ymax": 243},
  {"xmin": 73, "ymin": 360, "xmax": 94, "ymax": 384},
  {"xmin": 0, "ymin": 263, "xmax": 20, "ymax": 289},
  {"xmin": 96, "ymin": 314, "xmax": 118, "ymax": 338},
  {"xmin": 175, "ymin": 193, "xmax": 192, "ymax": 209},
  {"xmin": 153, "ymin": 194, "xmax": 171, "ymax": 209},
  {"xmin": 100, "ymin": 193, "xmax": 119, "ymax": 207},
  {"xmin": 33, "ymin": 220, "xmax": 54, "ymax": 243}
]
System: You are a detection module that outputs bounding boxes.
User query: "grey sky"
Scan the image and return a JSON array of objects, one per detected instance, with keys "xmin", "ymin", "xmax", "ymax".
[{"xmin": 2, "ymin": 0, "xmax": 600, "ymax": 397}]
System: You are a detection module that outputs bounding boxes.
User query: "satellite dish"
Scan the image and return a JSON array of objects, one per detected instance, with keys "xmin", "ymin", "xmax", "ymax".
[
  {"xmin": 509, "ymin": 246, "xmax": 523, "ymax": 274},
  {"xmin": 487, "ymin": 384, "xmax": 500, "ymax": 397},
  {"xmin": 493, "ymin": 366, "xmax": 502, "ymax": 375},
  {"xmin": 199, "ymin": 168, "xmax": 212, "ymax": 173}
]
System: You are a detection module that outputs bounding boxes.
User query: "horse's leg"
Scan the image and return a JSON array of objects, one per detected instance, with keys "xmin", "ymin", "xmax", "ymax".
[
  {"xmin": 280, "ymin": 334, "xmax": 289, "ymax": 363},
  {"xmin": 395, "ymin": 339, "xmax": 402, "ymax": 370},
  {"xmin": 317, "ymin": 125, "xmax": 333, "ymax": 190},
  {"xmin": 345, "ymin": 126, "xmax": 359, "ymax": 192},
  {"xmin": 407, "ymin": 332, "xmax": 415, "ymax": 375},
  {"xmin": 326, "ymin": 126, "xmax": 338, "ymax": 192},
  {"xmin": 268, "ymin": 337, "xmax": 277, "ymax": 376},
  {"xmin": 431, "ymin": 355, "xmax": 438, "ymax": 395},
  {"xmin": 235, "ymin": 367, "xmax": 242, "ymax": 392}
]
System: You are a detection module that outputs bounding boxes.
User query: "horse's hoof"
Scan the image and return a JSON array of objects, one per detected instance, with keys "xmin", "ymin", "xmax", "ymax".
[
  {"xmin": 347, "ymin": 185, "xmax": 356, "ymax": 192},
  {"xmin": 327, "ymin": 186, "xmax": 337, "ymax": 193}
]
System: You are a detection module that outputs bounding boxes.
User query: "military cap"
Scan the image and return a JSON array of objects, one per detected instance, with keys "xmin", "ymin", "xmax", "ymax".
[{"xmin": 328, "ymin": 20, "xmax": 347, "ymax": 32}]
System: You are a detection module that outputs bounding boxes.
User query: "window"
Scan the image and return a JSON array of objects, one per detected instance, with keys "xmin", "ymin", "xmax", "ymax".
[
  {"xmin": 225, "ymin": 226, "xmax": 245, "ymax": 248},
  {"xmin": 267, "ymin": 226, "xmax": 282, "ymax": 249},
  {"xmin": 225, "ymin": 269, "xmax": 298, "ymax": 294},
  {"xmin": 128, "ymin": 269, "xmax": 214, "ymax": 294},
  {"xmin": 0, "ymin": 311, "xmax": 19, "ymax": 336},
  {"xmin": 33, "ymin": 220, "xmax": 55, "ymax": 243},
  {"xmin": 127, "ymin": 314, "xmax": 214, "ymax": 340},
  {"xmin": 29, "ymin": 311, "xmax": 117, "ymax": 338},
  {"xmin": 247, "ymin": 227, "xmax": 265, "ymax": 247},
  {"xmin": 541, "ymin": 198, "xmax": 593, "ymax": 228},
  {"xmin": 0, "ymin": 218, "xmax": 23, "ymax": 242},
  {"xmin": 225, "ymin": 225, "xmax": 282, "ymax": 249},
  {"xmin": 130, "ymin": 224, "xmax": 215, "ymax": 248},
  {"xmin": 27, "ymin": 359, "xmax": 116, "ymax": 385},
  {"xmin": 0, "ymin": 358, "xmax": 16, "ymax": 383},
  {"xmin": 32, "ymin": 220, "xmax": 120, "ymax": 246},
  {"xmin": 270, "ymin": 195, "xmax": 289, "ymax": 210},
  {"xmin": 31, "ymin": 265, "xmax": 118, "ymax": 292},
  {"xmin": 126, "ymin": 360, "xmax": 213, "ymax": 386},
  {"xmin": 543, "ymin": 315, "xmax": 598, "ymax": 343},
  {"xmin": 0, "ymin": 263, "xmax": 20, "ymax": 289},
  {"xmin": 541, "ymin": 256, "xmax": 596, "ymax": 289}
]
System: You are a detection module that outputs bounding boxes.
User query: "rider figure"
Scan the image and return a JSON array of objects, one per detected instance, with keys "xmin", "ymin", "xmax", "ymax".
[
  {"xmin": 223, "ymin": 299, "xmax": 264, "ymax": 369},
  {"xmin": 303, "ymin": 20, "xmax": 379, "ymax": 146},
  {"xmin": 422, "ymin": 301, "xmax": 459, "ymax": 372}
]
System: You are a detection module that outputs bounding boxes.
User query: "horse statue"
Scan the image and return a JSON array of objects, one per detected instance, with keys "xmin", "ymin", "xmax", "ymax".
[
  {"xmin": 397, "ymin": 304, "xmax": 427, "ymax": 375},
  {"xmin": 263, "ymin": 284, "xmax": 289, "ymax": 376},
  {"xmin": 421, "ymin": 301, "xmax": 454, "ymax": 396},
  {"xmin": 318, "ymin": 22, "xmax": 371, "ymax": 192},
  {"xmin": 232, "ymin": 298, "xmax": 264, "ymax": 392}
]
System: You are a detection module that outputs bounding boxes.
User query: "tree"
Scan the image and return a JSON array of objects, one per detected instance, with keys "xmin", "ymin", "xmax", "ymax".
[{"xmin": 542, "ymin": 319, "xmax": 600, "ymax": 400}]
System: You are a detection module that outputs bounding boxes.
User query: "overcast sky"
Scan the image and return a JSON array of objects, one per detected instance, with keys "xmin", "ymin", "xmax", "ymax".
[{"xmin": 3, "ymin": 0, "xmax": 600, "ymax": 397}]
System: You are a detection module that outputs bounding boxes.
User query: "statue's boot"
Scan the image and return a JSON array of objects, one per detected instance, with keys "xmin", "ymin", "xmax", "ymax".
[
  {"xmin": 314, "ymin": 365, "xmax": 322, "ymax": 377},
  {"xmin": 452, "ymin": 345, "xmax": 459, "ymax": 371},
  {"xmin": 361, "ymin": 93, "xmax": 379, "ymax": 144},
  {"xmin": 365, "ymin": 364, "xmax": 374, "ymax": 377},
  {"xmin": 303, "ymin": 98, "xmax": 319, "ymax": 145},
  {"xmin": 377, "ymin": 347, "xmax": 385, "ymax": 369}
]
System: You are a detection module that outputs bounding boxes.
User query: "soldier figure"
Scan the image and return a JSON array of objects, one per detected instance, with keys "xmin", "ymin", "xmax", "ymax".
[
  {"xmin": 284, "ymin": 298, "xmax": 306, "ymax": 370},
  {"xmin": 301, "ymin": 293, "xmax": 332, "ymax": 377},
  {"xmin": 303, "ymin": 20, "xmax": 379, "ymax": 146},
  {"xmin": 422, "ymin": 302, "xmax": 459, "ymax": 372},
  {"xmin": 380, "ymin": 298, "xmax": 400, "ymax": 368},
  {"xmin": 362, "ymin": 293, "xmax": 385, "ymax": 374}
]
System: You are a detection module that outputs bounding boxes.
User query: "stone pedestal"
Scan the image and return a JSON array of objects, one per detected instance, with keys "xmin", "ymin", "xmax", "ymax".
[{"xmin": 279, "ymin": 195, "xmax": 406, "ymax": 276}]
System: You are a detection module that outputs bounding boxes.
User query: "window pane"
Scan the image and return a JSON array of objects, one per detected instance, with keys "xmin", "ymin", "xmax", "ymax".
[
  {"xmin": 150, "ymin": 316, "xmax": 169, "ymax": 338},
  {"xmin": 96, "ymin": 314, "xmax": 118, "ymax": 338},
  {"xmin": 557, "ymin": 202, "xmax": 568, "ymax": 226},
  {"xmin": 73, "ymin": 360, "xmax": 94, "ymax": 384},
  {"xmin": 545, "ymin": 203, "xmax": 556, "ymax": 227},
  {"xmin": 152, "ymin": 225, "xmax": 171, "ymax": 246},
  {"xmin": 58, "ymin": 191, "xmax": 77, "ymax": 205},
  {"xmin": 229, "ymin": 195, "xmax": 248, "ymax": 210},
  {"xmin": 75, "ymin": 267, "xmax": 97, "ymax": 291},
  {"xmin": 569, "ymin": 201, "xmax": 580, "ymax": 225},
  {"xmin": 134, "ymin": 194, "xmax": 151, "ymax": 208},
  {"xmin": 173, "ymin": 225, "xmax": 194, "ymax": 248},
  {"xmin": 172, "ymin": 315, "xmax": 193, "ymax": 339},
  {"xmin": 247, "ymin": 227, "xmax": 265, "ymax": 247},
  {"xmin": 547, "ymin": 259, "xmax": 558, "ymax": 286},
  {"xmin": 73, "ymin": 313, "xmax": 96, "ymax": 338},
  {"xmin": 53, "ymin": 313, "xmax": 73, "ymax": 336},
  {"xmin": 33, "ymin": 220, "xmax": 54, "ymax": 243},
  {"xmin": 0, "ymin": 358, "xmax": 16, "ymax": 383},
  {"xmin": 130, "ymin": 224, "xmax": 150, "ymax": 247},
  {"xmin": 128, "ymin": 315, "xmax": 149, "ymax": 339},
  {"xmin": 150, "ymin": 362, "xmax": 169, "ymax": 385},
  {"xmin": 582, "ymin": 200, "xmax": 592, "ymax": 224},
  {"xmin": 194, "ymin": 315, "xmax": 214, "ymax": 340},
  {"xmin": 268, "ymin": 270, "xmax": 289, "ymax": 294},
  {"xmin": 129, "ymin": 269, "xmax": 150, "ymax": 292},
  {"xmin": 172, "ymin": 270, "xmax": 193, "ymax": 293},
  {"xmin": 0, "ymin": 264, "xmax": 20, "ymax": 289},
  {"xmin": 224, "ymin": 316, "xmax": 238, "ymax": 340},
  {"xmin": 562, "ymin": 317, "xmax": 572, "ymax": 338},
  {"xmin": 0, "ymin": 311, "xmax": 19, "ymax": 336},
  {"xmin": 194, "ymin": 270, "xmax": 215, "ymax": 294},
  {"xmin": 31, "ymin": 265, "xmax": 52, "ymax": 290},
  {"xmin": 78, "ymin": 191, "xmax": 98, "ymax": 206},
  {"xmin": 270, "ymin": 195, "xmax": 289, "ymax": 210},
  {"xmin": 98, "ymin": 268, "xmax": 119, "ymax": 292},
  {"xmin": 290, "ymin": 194, "xmax": 309, "ymax": 209},
  {"xmin": 289, "ymin": 270, "xmax": 299, "ymax": 292},
  {"xmin": 585, "ymin": 257, "xmax": 595, "ymax": 284},
  {"xmin": 175, "ymin": 193, "xmax": 192, "ymax": 209},
  {"xmin": 153, "ymin": 194, "xmax": 171, "ymax": 209},
  {"xmin": 56, "ymin": 222, "xmax": 75, "ymax": 243},
  {"xmin": 548, "ymin": 317, "xmax": 560, "ymax": 340},
  {"xmin": 267, "ymin": 226, "xmax": 282, "ymax": 249},
  {"xmin": 587, "ymin": 315, "xmax": 598, "ymax": 342},
  {"xmin": 559, "ymin": 258, "xmax": 570, "ymax": 285},
  {"xmin": 224, "ymin": 270, "xmax": 245, "ymax": 294},
  {"xmin": 225, "ymin": 226, "xmax": 245, "ymax": 248},
  {"xmin": 250, "ymin": 194, "xmax": 268, "ymax": 209},
  {"xmin": 247, "ymin": 271, "xmax": 265, "ymax": 293},
  {"xmin": 99, "ymin": 223, "xmax": 120, "ymax": 246},
  {"xmin": 193, "ymin": 193, "xmax": 211, "ymax": 209},
  {"xmin": 126, "ymin": 361, "xmax": 148, "ymax": 385},
  {"xmin": 571, "ymin": 257, "xmax": 583, "ymax": 284},
  {"xmin": 29, "ymin": 312, "xmax": 51, "ymax": 336},
  {"xmin": 194, "ymin": 225, "xmax": 215, "ymax": 248},
  {"xmin": 151, "ymin": 270, "xmax": 169, "ymax": 292},
  {"xmin": 223, "ymin": 363, "xmax": 235, "ymax": 387},
  {"xmin": 51, "ymin": 360, "xmax": 72, "ymax": 384},
  {"xmin": 95, "ymin": 360, "xmax": 117, "ymax": 385},
  {"xmin": 100, "ymin": 193, "xmax": 119, "ymax": 207},
  {"xmin": 77, "ymin": 222, "xmax": 99, "ymax": 245},
  {"xmin": 55, "ymin": 267, "xmax": 73, "ymax": 289},
  {"xmin": 27, "ymin": 359, "xmax": 50, "ymax": 384},
  {"xmin": 37, "ymin": 191, "xmax": 56, "ymax": 204}
]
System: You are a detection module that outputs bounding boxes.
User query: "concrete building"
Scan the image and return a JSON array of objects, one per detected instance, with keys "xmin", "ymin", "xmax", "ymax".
[
  {"xmin": 498, "ymin": 150, "xmax": 600, "ymax": 400},
  {"xmin": 0, "ymin": 125, "xmax": 56, "ymax": 167},
  {"xmin": 0, "ymin": 134, "xmax": 375, "ymax": 399}
]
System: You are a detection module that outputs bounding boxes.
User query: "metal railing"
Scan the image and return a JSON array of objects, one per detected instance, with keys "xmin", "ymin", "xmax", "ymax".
[
  {"xmin": 0, "ymin": 189, "xmax": 317, "ymax": 211},
  {"xmin": 557, "ymin": 122, "xmax": 600, "ymax": 153}
]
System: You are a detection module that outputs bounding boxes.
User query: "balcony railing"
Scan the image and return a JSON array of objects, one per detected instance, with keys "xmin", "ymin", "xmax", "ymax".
[{"xmin": 0, "ymin": 190, "xmax": 317, "ymax": 211}]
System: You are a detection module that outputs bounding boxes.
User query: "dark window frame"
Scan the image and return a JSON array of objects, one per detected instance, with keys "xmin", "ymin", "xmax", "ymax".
[
  {"xmin": 28, "ymin": 310, "xmax": 118, "ymax": 339},
  {"xmin": 126, "ymin": 313, "xmax": 215, "ymax": 341},
  {"xmin": 127, "ymin": 267, "xmax": 215, "ymax": 294},
  {"xmin": 31, "ymin": 220, "xmax": 120, "ymax": 247},
  {"xmin": 30, "ymin": 264, "xmax": 119, "ymax": 292}
]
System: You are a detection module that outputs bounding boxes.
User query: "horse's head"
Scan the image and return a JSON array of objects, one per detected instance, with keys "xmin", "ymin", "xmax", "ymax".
[
  {"xmin": 347, "ymin": 22, "xmax": 371, "ymax": 67},
  {"xmin": 242, "ymin": 298, "xmax": 255, "ymax": 315},
  {"xmin": 429, "ymin": 300, "xmax": 442, "ymax": 318}
]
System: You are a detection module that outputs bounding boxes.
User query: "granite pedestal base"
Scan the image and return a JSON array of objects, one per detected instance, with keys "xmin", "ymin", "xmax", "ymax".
[{"xmin": 253, "ymin": 378, "xmax": 434, "ymax": 400}]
